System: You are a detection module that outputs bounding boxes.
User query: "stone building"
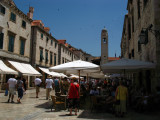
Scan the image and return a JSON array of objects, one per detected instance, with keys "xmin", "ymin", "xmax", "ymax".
[
  {"xmin": 57, "ymin": 39, "xmax": 78, "ymax": 64},
  {"xmin": 121, "ymin": 0, "xmax": 160, "ymax": 93},
  {"xmin": 30, "ymin": 18, "xmax": 59, "ymax": 85},
  {"xmin": 30, "ymin": 20, "xmax": 59, "ymax": 68},
  {"xmin": 0, "ymin": 0, "xmax": 33, "ymax": 89}
]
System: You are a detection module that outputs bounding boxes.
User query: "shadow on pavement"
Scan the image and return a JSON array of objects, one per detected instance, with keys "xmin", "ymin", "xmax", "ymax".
[
  {"xmin": 35, "ymin": 101, "xmax": 51, "ymax": 109},
  {"xmin": 77, "ymin": 110, "xmax": 115, "ymax": 119}
]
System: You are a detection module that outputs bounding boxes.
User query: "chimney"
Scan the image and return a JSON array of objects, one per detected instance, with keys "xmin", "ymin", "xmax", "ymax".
[
  {"xmin": 27, "ymin": 7, "xmax": 34, "ymax": 19},
  {"xmin": 44, "ymin": 27, "xmax": 50, "ymax": 33}
]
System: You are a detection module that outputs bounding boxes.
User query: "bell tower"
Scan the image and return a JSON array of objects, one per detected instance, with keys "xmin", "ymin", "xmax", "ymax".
[{"xmin": 101, "ymin": 27, "xmax": 108, "ymax": 65}]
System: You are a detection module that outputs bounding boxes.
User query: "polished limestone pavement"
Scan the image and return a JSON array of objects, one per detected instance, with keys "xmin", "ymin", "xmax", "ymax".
[{"xmin": 0, "ymin": 88, "xmax": 160, "ymax": 120}]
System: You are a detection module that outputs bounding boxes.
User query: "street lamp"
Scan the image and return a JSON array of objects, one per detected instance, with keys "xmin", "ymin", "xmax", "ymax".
[
  {"xmin": 139, "ymin": 24, "xmax": 160, "ymax": 44},
  {"xmin": 139, "ymin": 29, "xmax": 147, "ymax": 44}
]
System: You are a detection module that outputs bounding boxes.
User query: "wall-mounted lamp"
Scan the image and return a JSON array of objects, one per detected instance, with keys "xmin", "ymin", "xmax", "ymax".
[{"xmin": 139, "ymin": 24, "xmax": 160, "ymax": 44}]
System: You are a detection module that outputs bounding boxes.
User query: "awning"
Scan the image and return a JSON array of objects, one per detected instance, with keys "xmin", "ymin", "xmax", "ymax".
[
  {"xmin": 0, "ymin": 60, "xmax": 18, "ymax": 74},
  {"xmin": 39, "ymin": 67, "xmax": 61, "ymax": 77},
  {"xmin": 9, "ymin": 61, "xmax": 41, "ymax": 76}
]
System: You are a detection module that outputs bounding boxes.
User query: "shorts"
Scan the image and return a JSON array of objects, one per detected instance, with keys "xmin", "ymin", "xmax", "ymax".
[
  {"xmin": 9, "ymin": 88, "xmax": 16, "ymax": 95},
  {"xmin": 68, "ymin": 98, "xmax": 79, "ymax": 109},
  {"xmin": 36, "ymin": 86, "xmax": 40, "ymax": 93}
]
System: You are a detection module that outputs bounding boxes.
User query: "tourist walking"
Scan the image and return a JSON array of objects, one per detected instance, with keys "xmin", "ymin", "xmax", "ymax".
[
  {"xmin": 7, "ymin": 76, "xmax": 17, "ymax": 103},
  {"xmin": 45, "ymin": 76, "xmax": 54, "ymax": 100},
  {"xmin": 115, "ymin": 80, "xmax": 128, "ymax": 117},
  {"xmin": 67, "ymin": 78, "xmax": 80, "ymax": 116},
  {"xmin": 34, "ymin": 76, "xmax": 42, "ymax": 98},
  {"xmin": 16, "ymin": 76, "xmax": 24, "ymax": 103},
  {"xmin": 54, "ymin": 77, "xmax": 60, "ymax": 93}
]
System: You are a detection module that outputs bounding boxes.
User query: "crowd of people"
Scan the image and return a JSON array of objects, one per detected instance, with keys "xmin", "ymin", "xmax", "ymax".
[{"xmin": 5, "ymin": 75, "xmax": 160, "ymax": 117}]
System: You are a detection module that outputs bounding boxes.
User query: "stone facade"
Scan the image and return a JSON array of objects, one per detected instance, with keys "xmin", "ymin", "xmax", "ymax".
[
  {"xmin": 121, "ymin": 0, "xmax": 160, "ymax": 93},
  {"xmin": 30, "ymin": 22, "xmax": 58, "ymax": 68},
  {"xmin": 0, "ymin": 0, "xmax": 32, "ymax": 62},
  {"xmin": 0, "ymin": 0, "xmax": 32, "ymax": 89},
  {"xmin": 58, "ymin": 40, "xmax": 75, "ymax": 64}
]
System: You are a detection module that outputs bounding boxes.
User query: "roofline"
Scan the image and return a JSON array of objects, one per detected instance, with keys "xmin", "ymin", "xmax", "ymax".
[{"xmin": 3, "ymin": 0, "xmax": 32, "ymax": 22}]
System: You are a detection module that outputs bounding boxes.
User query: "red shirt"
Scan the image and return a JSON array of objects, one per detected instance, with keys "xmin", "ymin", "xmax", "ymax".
[{"xmin": 68, "ymin": 83, "xmax": 79, "ymax": 98}]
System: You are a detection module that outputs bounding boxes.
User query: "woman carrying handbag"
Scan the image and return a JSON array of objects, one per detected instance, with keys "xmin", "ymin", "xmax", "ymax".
[{"xmin": 115, "ymin": 80, "xmax": 128, "ymax": 117}]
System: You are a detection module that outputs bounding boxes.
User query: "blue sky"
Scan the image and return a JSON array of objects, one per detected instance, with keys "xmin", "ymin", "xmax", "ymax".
[{"xmin": 14, "ymin": 0, "xmax": 128, "ymax": 57}]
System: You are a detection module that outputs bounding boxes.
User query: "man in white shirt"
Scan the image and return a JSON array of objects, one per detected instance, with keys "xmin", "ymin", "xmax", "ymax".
[
  {"xmin": 34, "ymin": 77, "xmax": 42, "ymax": 98},
  {"xmin": 46, "ymin": 76, "xmax": 54, "ymax": 100},
  {"xmin": 7, "ymin": 77, "xmax": 17, "ymax": 103}
]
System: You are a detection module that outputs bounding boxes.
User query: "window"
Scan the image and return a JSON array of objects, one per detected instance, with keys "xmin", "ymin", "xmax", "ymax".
[
  {"xmin": 103, "ymin": 38, "xmax": 106, "ymax": 43},
  {"xmin": 51, "ymin": 40, "xmax": 53, "ymax": 45},
  {"xmin": 128, "ymin": 18, "xmax": 131, "ymax": 40},
  {"xmin": 22, "ymin": 20, "xmax": 26, "ymax": 28},
  {"xmin": 40, "ymin": 48, "xmax": 44, "ymax": 62},
  {"xmin": 55, "ymin": 42, "xmax": 57, "ymax": 48},
  {"xmin": 10, "ymin": 12, "xmax": 16, "ymax": 22},
  {"xmin": 132, "ymin": 49, "xmax": 134, "ymax": 57},
  {"xmin": 62, "ymin": 57, "xmax": 64, "ymax": 63},
  {"xmin": 41, "ymin": 33, "xmax": 43, "ymax": 39},
  {"xmin": 20, "ymin": 38, "xmax": 25, "ymax": 55},
  {"xmin": 54, "ymin": 53, "xmax": 56, "ymax": 66},
  {"xmin": 45, "ymin": 50, "xmax": 48, "ymax": 63},
  {"xmin": 129, "ymin": 53, "xmax": 131, "ymax": 59},
  {"xmin": 138, "ymin": 41, "xmax": 141, "ymax": 52},
  {"xmin": 137, "ymin": 0, "xmax": 141, "ymax": 19},
  {"xmin": 144, "ymin": 0, "xmax": 148, "ymax": 7},
  {"xmin": 46, "ymin": 37, "xmax": 49, "ymax": 43},
  {"xmin": 0, "ymin": 4, "xmax": 5, "ymax": 14},
  {"xmin": 132, "ymin": 9, "xmax": 134, "ymax": 32},
  {"xmin": 0, "ymin": 32, "xmax": 4, "ymax": 49},
  {"xmin": 8, "ymin": 34, "xmax": 15, "ymax": 52},
  {"xmin": 50, "ymin": 52, "xmax": 53, "ymax": 65}
]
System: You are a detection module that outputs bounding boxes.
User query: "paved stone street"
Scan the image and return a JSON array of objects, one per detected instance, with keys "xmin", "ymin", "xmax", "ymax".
[{"xmin": 0, "ymin": 88, "xmax": 160, "ymax": 120}]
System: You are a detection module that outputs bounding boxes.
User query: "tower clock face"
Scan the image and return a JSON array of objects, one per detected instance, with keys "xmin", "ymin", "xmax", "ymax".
[{"xmin": 103, "ymin": 38, "xmax": 106, "ymax": 43}]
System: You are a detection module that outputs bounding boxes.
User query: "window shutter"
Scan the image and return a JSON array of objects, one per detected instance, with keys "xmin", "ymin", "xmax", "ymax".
[
  {"xmin": 8, "ymin": 35, "xmax": 14, "ymax": 52},
  {"xmin": 1, "ymin": 6, "xmax": 5, "ymax": 14},
  {"xmin": 0, "ymin": 33, "xmax": 4, "ymax": 49},
  {"xmin": 20, "ymin": 40, "xmax": 25, "ymax": 55}
]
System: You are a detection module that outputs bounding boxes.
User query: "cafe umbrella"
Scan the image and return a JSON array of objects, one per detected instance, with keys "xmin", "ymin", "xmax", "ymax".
[
  {"xmin": 101, "ymin": 58, "xmax": 156, "ymax": 74},
  {"xmin": 49, "ymin": 60, "xmax": 100, "ymax": 83}
]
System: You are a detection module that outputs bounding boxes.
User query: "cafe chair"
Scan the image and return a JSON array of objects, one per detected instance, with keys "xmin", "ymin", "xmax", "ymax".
[
  {"xmin": 90, "ymin": 96, "xmax": 103, "ymax": 112},
  {"xmin": 51, "ymin": 95, "xmax": 65, "ymax": 111}
]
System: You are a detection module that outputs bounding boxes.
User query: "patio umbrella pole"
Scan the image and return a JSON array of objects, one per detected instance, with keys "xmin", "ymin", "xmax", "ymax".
[
  {"xmin": 87, "ymin": 73, "xmax": 88, "ymax": 83},
  {"xmin": 78, "ymin": 70, "xmax": 80, "ymax": 84}
]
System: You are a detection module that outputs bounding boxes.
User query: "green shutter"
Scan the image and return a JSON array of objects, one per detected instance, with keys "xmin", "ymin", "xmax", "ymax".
[
  {"xmin": 20, "ymin": 40, "xmax": 25, "ymax": 55},
  {"xmin": 50, "ymin": 53, "xmax": 52, "ymax": 64},
  {"xmin": 40, "ymin": 49, "xmax": 43, "ymax": 61},
  {"xmin": 54, "ymin": 54, "xmax": 56, "ymax": 66},
  {"xmin": 45, "ymin": 51, "xmax": 48, "ymax": 63},
  {"xmin": 8, "ymin": 35, "xmax": 14, "ymax": 52},
  {"xmin": 10, "ymin": 12, "xmax": 16, "ymax": 22},
  {"xmin": 0, "ymin": 33, "xmax": 4, "ymax": 49}
]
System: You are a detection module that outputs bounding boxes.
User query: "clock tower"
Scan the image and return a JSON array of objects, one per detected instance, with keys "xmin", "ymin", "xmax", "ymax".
[{"xmin": 101, "ymin": 27, "xmax": 108, "ymax": 65}]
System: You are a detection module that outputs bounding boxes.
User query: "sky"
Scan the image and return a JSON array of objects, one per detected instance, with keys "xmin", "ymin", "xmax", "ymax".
[{"xmin": 13, "ymin": 0, "xmax": 128, "ymax": 57}]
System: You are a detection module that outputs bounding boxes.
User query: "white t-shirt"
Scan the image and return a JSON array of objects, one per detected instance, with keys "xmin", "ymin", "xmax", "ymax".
[
  {"xmin": 34, "ymin": 78, "xmax": 42, "ymax": 85},
  {"xmin": 8, "ymin": 78, "xmax": 17, "ymax": 88},
  {"xmin": 46, "ymin": 79, "xmax": 53, "ymax": 88}
]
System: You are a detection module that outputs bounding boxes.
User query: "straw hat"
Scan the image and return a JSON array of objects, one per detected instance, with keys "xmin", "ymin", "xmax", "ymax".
[{"xmin": 48, "ymin": 75, "xmax": 52, "ymax": 78}]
